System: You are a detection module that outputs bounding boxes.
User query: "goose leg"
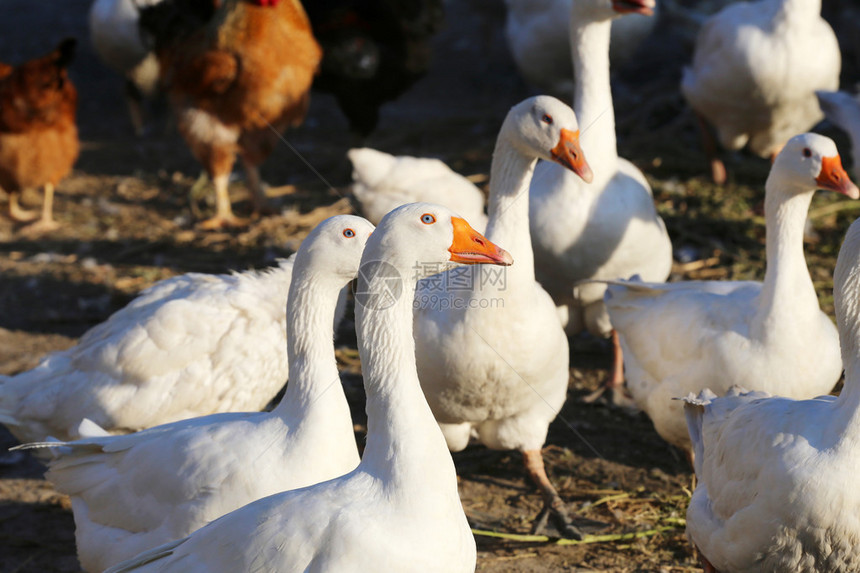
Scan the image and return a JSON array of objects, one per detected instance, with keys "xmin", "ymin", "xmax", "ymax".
[
  {"xmin": 695, "ymin": 544, "xmax": 719, "ymax": 573},
  {"xmin": 769, "ymin": 144, "xmax": 784, "ymax": 163},
  {"xmin": 522, "ymin": 449, "xmax": 583, "ymax": 539},
  {"xmin": 694, "ymin": 112, "xmax": 726, "ymax": 185},
  {"xmin": 582, "ymin": 330, "xmax": 637, "ymax": 412}
]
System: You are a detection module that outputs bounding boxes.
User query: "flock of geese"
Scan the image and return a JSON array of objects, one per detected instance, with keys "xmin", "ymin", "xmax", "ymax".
[{"xmin": 6, "ymin": 0, "xmax": 860, "ymax": 571}]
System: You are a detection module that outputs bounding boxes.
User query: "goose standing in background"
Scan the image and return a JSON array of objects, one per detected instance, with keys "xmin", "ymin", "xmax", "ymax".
[
  {"xmin": 104, "ymin": 203, "xmax": 509, "ymax": 573},
  {"xmin": 0, "ymin": 240, "xmax": 348, "ymax": 444},
  {"xmin": 528, "ymin": 0, "xmax": 672, "ymax": 406},
  {"xmin": 504, "ymin": 0, "xmax": 657, "ymax": 97},
  {"xmin": 414, "ymin": 96, "xmax": 593, "ymax": 537},
  {"xmin": 594, "ymin": 133, "xmax": 856, "ymax": 452},
  {"xmin": 684, "ymin": 212, "xmax": 860, "ymax": 572},
  {"xmin": 13, "ymin": 215, "xmax": 373, "ymax": 572},
  {"xmin": 817, "ymin": 89, "xmax": 860, "ymax": 176},
  {"xmin": 682, "ymin": 0, "xmax": 840, "ymax": 184}
]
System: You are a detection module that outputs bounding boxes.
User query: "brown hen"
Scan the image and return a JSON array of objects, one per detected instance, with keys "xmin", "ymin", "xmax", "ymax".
[
  {"xmin": 0, "ymin": 39, "xmax": 79, "ymax": 233},
  {"xmin": 140, "ymin": 0, "xmax": 322, "ymax": 229}
]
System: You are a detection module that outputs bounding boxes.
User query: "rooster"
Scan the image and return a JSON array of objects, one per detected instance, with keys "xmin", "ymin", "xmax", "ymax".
[
  {"xmin": 0, "ymin": 39, "xmax": 79, "ymax": 233},
  {"xmin": 304, "ymin": 0, "xmax": 444, "ymax": 136},
  {"xmin": 139, "ymin": 0, "xmax": 321, "ymax": 229}
]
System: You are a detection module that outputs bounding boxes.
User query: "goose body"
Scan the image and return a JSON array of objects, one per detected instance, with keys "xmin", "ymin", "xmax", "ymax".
[
  {"xmin": 681, "ymin": 0, "xmax": 840, "ymax": 158},
  {"xmin": 0, "ymin": 255, "xmax": 346, "ymax": 444},
  {"xmin": 528, "ymin": 0, "xmax": 672, "ymax": 353},
  {"xmin": 349, "ymin": 147, "xmax": 488, "ymax": 231},
  {"xmin": 684, "ymin": 212, "xmax": 860, "ymax": 572},
  {"xmin": 17, "ymin": 215, "xmax": 372, "ymax": 572},
  {"xmin": 414, "ymin": 96, "xmax": 593, "ymax": 534},
  {"xmin": 817, "ymin": 90, "xmax": 860, "ymax": 176},
  {"xmin": 105, "ymin": 203, "xmax": 508, "ymax": 573},
  {"xmin": 602, "ymin": 133, "xmax": 856, "ymax": 450},
  {"xmin": 504, "ymin": 0, "xmax": 657, "ymax": 96}
]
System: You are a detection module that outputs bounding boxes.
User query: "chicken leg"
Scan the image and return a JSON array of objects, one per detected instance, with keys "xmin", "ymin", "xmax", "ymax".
[
  {"xmin": 197, "ymin": 173, "xmax": 248, "ymax": 230},
  {"xmin": 14, "ymin": 183, "xmax": 59, "ymax": 233},
  {"xmin": 8, "ymin": 191, "xmax": 39, "ymax": 222},
  {"xmin": 240, "ymin": 157, "xmax": 276, "ymax": 216},
  {"xmin": 125, "ymin": 79, "xmax": 146, "ymax": 137}
]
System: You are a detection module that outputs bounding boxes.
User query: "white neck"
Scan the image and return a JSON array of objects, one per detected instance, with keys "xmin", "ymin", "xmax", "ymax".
[
  {"xmin": 356, "ymin": 257, "xmax": 459, "ymax": 496},
  {"xmin": 274, "ymin": 261, "xmax": 344, "ymax": 418},
  {"xmin": 754, "ymin": 178, "xmax": 820, "ymax": 339},
  {"xmin": 831, "ymin": 244, "xmax": 860, "ymax": 436},
  {"xmin": 485, "ymin": 132, "xmax": 538, "ymax": 287},
  {"xmin": 570, "ymin": 11, "xmax": 618, "ymax": 177}
]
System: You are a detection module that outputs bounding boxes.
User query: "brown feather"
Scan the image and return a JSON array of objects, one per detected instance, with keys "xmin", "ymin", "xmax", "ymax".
[
  {"xmin": 0, "ymin": 39, "xmax": 79, "ymax": 193},
  {"xmin": 156, "ymin": 0, "xmax": 321, "ymax": 181}
]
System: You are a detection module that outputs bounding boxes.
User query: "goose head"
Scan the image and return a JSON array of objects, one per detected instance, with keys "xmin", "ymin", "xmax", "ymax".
[
  {"xmin": 502, "ymin": 95, "xmax": 593, "ymax": 183},
  {"xmin": 770, "ymin": 133, "xmax": 859, "ymax": 199},
  {"xmin": 296, "ymin": 214, "xmax": 375, "ymax": 283},
  {"xmin": 366, "ymin": 202, "xmax": 513, "ymax": 278},
  {"xmin": 571, "ymin": 0, "xmax": 655, "ymax": 22}
]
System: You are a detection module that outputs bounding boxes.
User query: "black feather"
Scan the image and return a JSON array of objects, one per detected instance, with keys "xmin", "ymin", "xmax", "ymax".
[{"xmin": 303, "ymin": 0, "xmax": 445, "ymax": 136}]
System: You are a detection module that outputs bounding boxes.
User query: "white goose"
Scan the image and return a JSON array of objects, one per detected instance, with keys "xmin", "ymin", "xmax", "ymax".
[
  {"xmin": 597, "ymin": 133, "xmax": 857, "ymax": 452},
  {"xmin": 504, "ymin": 0, "xmax": 657, "ymax": 97},
  {"xmin": 348, "ymin": 147, "xmax": 488, "ymax": 231},
  {"xmin": 14, "ymin": 215, "xmax": 372, "ymax": 572},
  {"xmin": 414, "ymin": 96, "xmax": 592, "ymax": 537},
  {"xmin": 528, "ymin": 0, "xmax": 672, "ymax": 402},
  {"xmin": 683, "ymin": 213, "xmax": 860, "ymax": 573},
  {"xmin": 104, "ymin": 202, "xmax": 509, "ymax": 573},
  {"xmin": 0, "ymin": 242, "xmax": 347, "ymax": 444},
  {"xmin": 681, "ymin": 0, "xmax": 840, "ymax": 183},
  {"xmin": 817, "ymin": 90, "xmax": 860, "ymax": 176}
]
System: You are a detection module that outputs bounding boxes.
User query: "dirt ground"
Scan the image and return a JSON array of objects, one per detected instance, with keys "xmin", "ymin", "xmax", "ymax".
[{"xmin": 1, "ymin": 1, "xmax": 859, "ymax": 572}]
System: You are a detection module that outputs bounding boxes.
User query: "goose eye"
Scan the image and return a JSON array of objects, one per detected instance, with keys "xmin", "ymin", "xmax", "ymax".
[
  {"xmin": 421, "ymin": 213, "xmax": 436, "ymax": 225},
  {"xmin": 542, "ymin": 114, "xmax": 553, "ymax": 125},
  {"xmin": 343, "ymin": 228, "xmax": 355, "ymax": 238},
  {"xmin": 802, "ymin": 148, "xmax": 812, "ymax": 158}
]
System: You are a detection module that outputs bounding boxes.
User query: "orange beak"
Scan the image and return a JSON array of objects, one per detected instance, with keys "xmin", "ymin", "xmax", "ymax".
[
  {"xmin": 551, "ymin": 129, "xmax": 594, "ymax": 184},
  {"xmin": 448, "ymin": 217, "xmax": 513, "ymax": 266},
  {"xmin": 816, "ymin": 155, "xmax": 860, "ymax": 199},
  {"xmin": 612, "ymin": 0, "xmax": 655, "ymax": 16}
]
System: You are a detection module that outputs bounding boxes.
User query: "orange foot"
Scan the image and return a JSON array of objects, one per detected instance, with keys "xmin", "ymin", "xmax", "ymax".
[
  {"xmin": 196, "ymin": 214, "xmax": 250, "ymax": 231},
  {"xmin": 581, "ymin": 383, "xmax": 638, "ymax": 413},
  {"xmin": 581, "ymin": 330, "xmax": 639, "ymax": 413}
]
